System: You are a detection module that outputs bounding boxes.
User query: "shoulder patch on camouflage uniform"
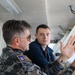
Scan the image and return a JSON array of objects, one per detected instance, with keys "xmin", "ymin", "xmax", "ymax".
[
  {"xmin": 17, "ymin": 55, "xmax": 32, "ymax": 62},
  {"xmin": 17, "ymin": 55, "xmax": 25, "ymax": 61}
]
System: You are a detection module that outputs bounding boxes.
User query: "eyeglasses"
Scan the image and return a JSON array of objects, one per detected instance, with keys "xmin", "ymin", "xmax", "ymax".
[
  {"xmin": 19, "ymin": 34, "xmax": 31, "ymax": 41},
  {"xmin": 13, "ymin": 34, "xmax": 31, "ymax": 42},
  {"xmin": 27, "ymin": 34, "xmax": 31, "ymax": 41}
]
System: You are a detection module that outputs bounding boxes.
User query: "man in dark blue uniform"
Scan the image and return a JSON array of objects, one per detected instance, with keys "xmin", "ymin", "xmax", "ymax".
[
  {"xmin": 24, "ymin": 24, "xmax": 54, "ymax": 69},
  {"xmin": 24, "ymin": 24, "xmax": 75, "ymax": 73}
]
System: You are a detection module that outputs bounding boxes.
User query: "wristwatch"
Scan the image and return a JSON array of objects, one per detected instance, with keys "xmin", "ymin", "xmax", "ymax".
[
  {"xmin": 57, "ymin": 58, "xmax": 67, "ymax": 67},
  {"xmin": 58, "ymin": 58, "xmax": 66, "ymax": 64}
]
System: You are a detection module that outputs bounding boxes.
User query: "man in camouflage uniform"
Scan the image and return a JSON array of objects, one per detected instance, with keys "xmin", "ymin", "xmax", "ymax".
[
  {"xmin": 0, "ymin": 20, "xmax": 44, "ymax": 75},
  {"xmin": 0, "ymin": 19, "xmax": 75, "ymax": 75}
]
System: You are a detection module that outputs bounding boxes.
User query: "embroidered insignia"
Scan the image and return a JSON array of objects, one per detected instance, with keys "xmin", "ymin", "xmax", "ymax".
[{"xmin": 17, "ymin": 55, "xmax": 25, "ymax": 61}]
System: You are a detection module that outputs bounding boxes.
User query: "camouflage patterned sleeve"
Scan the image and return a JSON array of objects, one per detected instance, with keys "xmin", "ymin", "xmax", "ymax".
[
  {"xmin": 58, "ymin": 66, "xmax": 75, "ymax": 75},
  {"xmin": 44, "ymin": 60, "xmax": 64, "ymax": 75},
  {"xmin": 44, "ymin": 60, "xmax": 75, "ymax": 75}
]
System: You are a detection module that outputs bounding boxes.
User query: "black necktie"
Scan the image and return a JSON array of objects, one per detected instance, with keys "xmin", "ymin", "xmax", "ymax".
[
  {"xmin": 44, "ymin": 50, "xmax": 47, "ymax": 58},
  {"xmin": 44, "ymin": 49, "xmax": 51, "ymax": 62}
]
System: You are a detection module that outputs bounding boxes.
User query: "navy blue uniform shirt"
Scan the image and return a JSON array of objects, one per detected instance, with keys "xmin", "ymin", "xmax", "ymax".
[{"xmin": 24, "ymin": 39, "xmax": 54, "ymax": 68}]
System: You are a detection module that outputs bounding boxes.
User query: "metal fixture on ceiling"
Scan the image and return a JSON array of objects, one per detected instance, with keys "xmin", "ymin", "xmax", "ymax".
[
  {"xmin": 0, "ymin": 0, "xmax": 22, "ymax": 15},
  {"xmin": 69, "ymin": 5, "xmax": 75, "ymax": 14},
  {"xmin": 58, "ymin": 33, "xmax": 64, "ymax": 37},
  {"xmin": 59, "ymin": 25, "xmax": 71, "ymax": 33},
  {"xmin": 58, "ymin": 25, "xmax": 71, "ymax": 39}
]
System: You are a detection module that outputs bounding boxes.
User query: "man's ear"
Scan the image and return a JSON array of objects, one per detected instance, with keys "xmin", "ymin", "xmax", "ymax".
[{"xmin": 13, "ymin": 37, "xmax": 20, "ymax": 45}]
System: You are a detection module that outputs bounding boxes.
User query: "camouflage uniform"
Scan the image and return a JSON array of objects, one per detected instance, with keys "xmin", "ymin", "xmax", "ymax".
[{"xmin": 0, "ymin": 46, "xmax": 46, "ymax": 75}]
